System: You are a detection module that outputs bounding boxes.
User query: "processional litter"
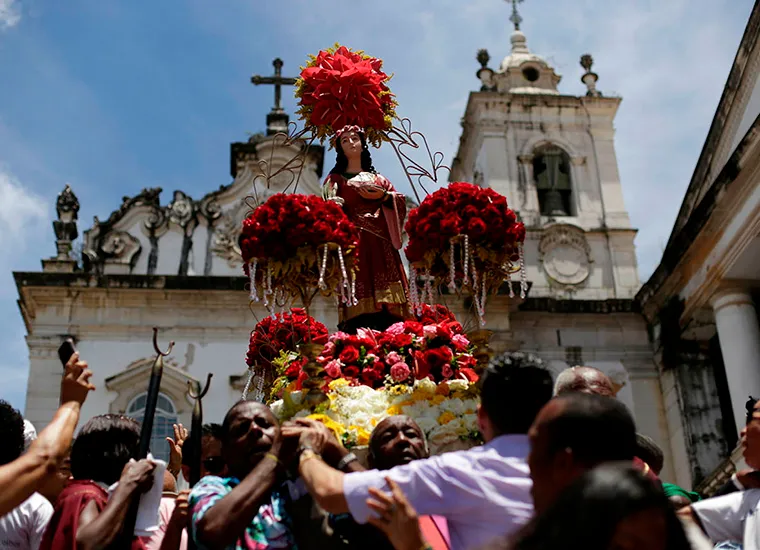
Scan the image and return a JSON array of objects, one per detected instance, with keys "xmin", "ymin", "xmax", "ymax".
[{"xmin": 239, "ymin": 44, "xmax": 528, "ymax": 456}]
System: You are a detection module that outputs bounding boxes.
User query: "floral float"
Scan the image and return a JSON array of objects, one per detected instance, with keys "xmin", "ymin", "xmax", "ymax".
[
  {"xmin": 240, "ymin": 193, "xmax": 360, "ymax": 310},
  {"xmin": 405, "ymin": 182, "xmax": 527, "ymax": 326},
  {"xmin": 240, "ymin": 193, "xmax": 361, "ymax": 405},
  {"xmin": 267, "ymin": 306, "xmax": 482, "ymax": 455},
  {"xmin": 295, "ymin": 44, "xmax": 397, "ymax": 146},
  {"xmin": 271, "ymin": 378, "xmax": 481, "ymax": 455}
]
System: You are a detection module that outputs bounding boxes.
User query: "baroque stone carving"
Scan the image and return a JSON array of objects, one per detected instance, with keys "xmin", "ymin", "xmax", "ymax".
[
  {"xmin": 538, "ymin": 224, "xmax": 593, "ymax": 288},
  {"xmin": 211, "ymin": 202, "xmax": 248, "ymax": 268},
  {"xmin": 56, "ymin": 185, "xmax": 80, "ymax": 222},
  {"xmin": 167, "ymin": 191, "xmax": 195, "ymax": 229},
  {"xmin": 101, "ymin": 230, "xmax": 142, "ymax": 269},
  {"xmin": 51, "ymin": 185, "xmax": 80, "ymax": 263}
]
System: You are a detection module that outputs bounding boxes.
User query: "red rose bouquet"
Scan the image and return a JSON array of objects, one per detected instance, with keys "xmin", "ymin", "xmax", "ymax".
[
  {"xmin": 405, "ymin": 182, "xmax": 527, "ymax": 326},
  {"xmin": 274, "ymin": 316, "xmax": 478, "ymax": 391},
  {"xmin": 246, "ymin": 308, "xmax": 329, "ymax": 370},
  {"xmin": 415, "ymin": 303, "xmax": 457, "ymax": 326},
  {"xmin": 316, "ymin": 329, "xmax": 386, "ymax": 388},
  {"xmin": 295, "ymin": 44, "xmax": 397, "ymax": 147},
  {"xmin": 240, "ymin": 193, "xmax": 360, "ymax": 311},
  {"xmin": 379, "ymin": 320, "xmax": 478, "ymax": 385}
]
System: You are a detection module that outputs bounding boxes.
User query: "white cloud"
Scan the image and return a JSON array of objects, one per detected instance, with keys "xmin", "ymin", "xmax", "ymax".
[
  {"xmin": 0, "ymin": 169, "xmax": 48, "ymax": 254},
  {"xmin": 0, "ymin": 0, "xmax": 20, "ymax": 30}
]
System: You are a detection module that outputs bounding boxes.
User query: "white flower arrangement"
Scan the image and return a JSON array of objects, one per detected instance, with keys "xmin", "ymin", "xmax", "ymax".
[{"xmin": 270, "ymin": 377, "xmax": 482, "ymax": 454}]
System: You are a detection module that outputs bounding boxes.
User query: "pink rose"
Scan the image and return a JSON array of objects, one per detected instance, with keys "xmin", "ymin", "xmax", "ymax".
[
  {"xmin": 442, "ymin": 364, "xmax": 454, "ymax": 379},
  {"xmin": 325, "ymin": 359, "xmax": 343, "ymax": 379},
  {"xmin": 390, "ymin": 362, "xmax": 411, "ymax": 382},
  {"xmin": 423, "ymin": 325, "xmax": 438, "ymax": 338},
  {"xmin": 452, "ymin": 334, "xmax": 469, "ymax": 351},
  {"xmin": 356, "ymin": 328, "xmax": 377, "ymax": 341},
  {"xmin": 385, "ymin": 322, "xmax": 406, "ymax": 336},
  {"xmin": 329, "ymin": 331, "xmax": 350, "ymax": 343},
  {"xmin": 322, "ymin": 341, "xmax": 336, "ymax": 355},
  {"xmin": 386, "ymin": 351, "xmax": 402, "ymax": 365}
]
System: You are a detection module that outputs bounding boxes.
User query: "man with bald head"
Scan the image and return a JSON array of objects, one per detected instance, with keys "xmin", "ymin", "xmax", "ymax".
[
  {"xmin": 553, "ymin": 365, "xmax": 616, "ymax": 397},
  {"xmin": 369, "ymin": 415, "xmax": 428, "ymax": 470},
  {"xmin": 528, "ymin": 392, "xmax": 637, "ymax": 514},
  {"xmin": 326, "ymin": 416, "xmax": 448, "ymax": 549}
]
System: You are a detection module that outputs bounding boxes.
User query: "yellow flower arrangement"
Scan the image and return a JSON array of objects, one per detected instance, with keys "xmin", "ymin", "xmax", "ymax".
[{"xmin": 437, "ymin": 412, "xmax": 456, "ymax": 425}]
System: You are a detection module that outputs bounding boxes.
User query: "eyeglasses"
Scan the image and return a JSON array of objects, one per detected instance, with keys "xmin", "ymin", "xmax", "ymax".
[{"xmin": 202, "ymin": 456, "xmax": 225, "ymax": 475}]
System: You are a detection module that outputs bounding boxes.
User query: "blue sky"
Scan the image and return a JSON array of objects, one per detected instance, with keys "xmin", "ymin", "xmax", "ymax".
[{"xmin": 0, "ymin": 0, "xmax": 754, "ymax": 412}]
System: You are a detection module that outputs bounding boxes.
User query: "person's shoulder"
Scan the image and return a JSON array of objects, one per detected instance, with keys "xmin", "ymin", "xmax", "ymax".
[
  {"xmin": 26, "ymin": 492, "xmax": 53, "ymax": 513},
  {"xmin": 191, "ymin": 476, "xmax": 229, "ymax": 490}
]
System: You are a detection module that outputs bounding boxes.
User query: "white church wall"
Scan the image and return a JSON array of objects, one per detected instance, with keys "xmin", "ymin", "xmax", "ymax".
[{"xmin": 154, "ymin": 226, "xmax": 185, "ymax": 275}]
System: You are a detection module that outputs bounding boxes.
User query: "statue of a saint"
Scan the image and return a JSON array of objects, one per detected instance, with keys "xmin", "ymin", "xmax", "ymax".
[{"xmin": 323, "ymin": 125, "xmax": 410, "ymax": 332}]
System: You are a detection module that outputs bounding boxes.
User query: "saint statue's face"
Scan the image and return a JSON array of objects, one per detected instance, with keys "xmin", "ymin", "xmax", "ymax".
[{"xmin": 339, "ymin": 131, "xmax": 363, "ymax": 160}]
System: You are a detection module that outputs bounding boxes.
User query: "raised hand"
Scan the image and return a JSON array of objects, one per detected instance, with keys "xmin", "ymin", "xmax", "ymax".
[
  {"xmin": 60, "ymin": 352, "xmax": 95, "ymax": 406},
  {"xmin": 169, "ymin": 489, "xmax": 191, "ymax": 531},
  {"xmin": 166, "ymin": 423, "xmax": 188, "ymax": 478},
  {"xmin": 367, "ymin": 477, "xmax": 426, "ymax": 550},
  {"xmin": 119, "ymin": 459, "xmax": 156, "ymax": 495}
]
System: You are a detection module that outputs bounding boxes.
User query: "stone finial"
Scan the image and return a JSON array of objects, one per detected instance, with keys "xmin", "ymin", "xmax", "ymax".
[
  {"xmin": 56, "ymin": 184, "xmax": 80, "ymax": 223},
  {"xmin": 580, "ymin": 54, "xmax": 602, "ymax": 97},
  {"xmin": 476, "ymin": 49, "xmax": 495, "ymax": 92},
  {"xmin": 477, "ymin": 49, "xmax": 491, "ymax": 69},
  {"xmin": 44, "ymin": 184, "xmax": 80, "ymax": 272}
]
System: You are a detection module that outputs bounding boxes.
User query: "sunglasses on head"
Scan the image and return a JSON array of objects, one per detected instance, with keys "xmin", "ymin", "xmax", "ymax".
[{"xmin": 202, "ymin": 456, "xmax": 225, "ymax": 474}]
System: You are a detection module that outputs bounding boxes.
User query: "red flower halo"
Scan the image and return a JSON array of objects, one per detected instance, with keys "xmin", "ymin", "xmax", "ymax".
[{"xmin": 295, "ymin": 44, "xmax": 397, "ymax": 147}]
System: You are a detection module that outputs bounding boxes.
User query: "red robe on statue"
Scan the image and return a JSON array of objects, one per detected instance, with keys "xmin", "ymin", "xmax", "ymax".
[
  {"xmin": 323, "ymin": 172, "xmax": 410, "ymax": 328},
  {"xmin": 40, "ymin": 480, "xmax": 146, "ymax": 550}
]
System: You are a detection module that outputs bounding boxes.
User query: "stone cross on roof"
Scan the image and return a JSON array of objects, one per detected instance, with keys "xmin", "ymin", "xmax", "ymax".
[
  {"xmin": 508, "ymin": 0, "xmax": 524, "ymax": 31},
  {"xmin": 251, "ymin": 58, "xmax": 296, "ymax": 135}
]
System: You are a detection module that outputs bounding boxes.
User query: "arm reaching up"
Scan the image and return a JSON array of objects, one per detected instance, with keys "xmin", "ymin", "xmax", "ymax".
[{"xmin": 0, "ymin": 352, "xmax": 94, "ymax": 516}]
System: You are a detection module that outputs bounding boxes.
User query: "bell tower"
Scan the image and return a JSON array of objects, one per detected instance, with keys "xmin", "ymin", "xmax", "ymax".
[{"xmin": 452, "ymin": 2, "xmax": 639, "ymax": 300}]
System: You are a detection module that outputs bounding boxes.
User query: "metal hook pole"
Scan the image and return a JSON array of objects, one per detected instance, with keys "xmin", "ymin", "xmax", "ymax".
[
  {"xmin": 121, "ymin": 328, "xmax": 175, "ymax": 549},
  {"xmin": 187, "ymin": 374, "xmax": 213, "ymax": 487}
]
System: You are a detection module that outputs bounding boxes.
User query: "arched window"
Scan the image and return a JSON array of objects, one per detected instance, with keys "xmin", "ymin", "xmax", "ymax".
[
  {"xmin": 126, "ymin": 392, "xmax": 178, "ymax": 462},
  {"xmin": 533, "ymin": 146, "xmax": 574, "ymax": 216}
]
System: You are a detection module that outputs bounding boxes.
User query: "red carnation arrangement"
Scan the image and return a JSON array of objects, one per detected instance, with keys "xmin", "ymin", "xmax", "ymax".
[
  {"xmin": 405, "ymin": 182, "xmax": 526, "ymax": 326},
  {"xmin": 240, "ymin": 193, "xmax": 360, "ymax": 311},
  {"xmin": 295, "ymin": 44, "xmax": 397, "ymax": 147},
  {"xmin": 246, "ymin": 308, "xmax": 328, "ymax": 370}
]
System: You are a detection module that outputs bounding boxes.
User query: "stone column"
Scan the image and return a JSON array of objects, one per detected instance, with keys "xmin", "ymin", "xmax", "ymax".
[{"xmin": 711, "ymin": 287, "xmax": 760, "ymax": 437}]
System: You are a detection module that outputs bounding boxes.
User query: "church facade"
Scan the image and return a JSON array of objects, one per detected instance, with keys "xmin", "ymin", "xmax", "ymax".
[
  {"xmin": 638, "ymin": 2, "xmax": 760, "ymax": 493},
  {"xmin": 17, "ymin": 14, "xmax": 675, "ymax": 479}
]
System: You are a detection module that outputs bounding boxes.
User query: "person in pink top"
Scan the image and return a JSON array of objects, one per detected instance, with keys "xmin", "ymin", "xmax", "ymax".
[{"xmin": 145, "ymin": 471, "xmax": 189, "ymax": 550}]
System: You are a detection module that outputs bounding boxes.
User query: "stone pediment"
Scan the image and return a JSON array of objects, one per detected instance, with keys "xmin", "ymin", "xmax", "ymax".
[
  {"xmin": 105, "ymin": 358, "xmax": 198, "ymax": 415},
  {"xmin": 81, "ymin": 135, "xmax": 325, "ymax": 278}
]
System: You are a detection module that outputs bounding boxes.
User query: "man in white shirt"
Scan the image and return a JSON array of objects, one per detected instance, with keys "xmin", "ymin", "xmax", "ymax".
[
  {"xmin": 0, "ymin": 401, "xmax": 53, "ymax": 550},
  {"xmin": 292, "ymin": 352, "xmax": 554, "ymax": 550},
  {"xmin": 680, "ymin": 397, "xmax": 760, "ymax": 549}
]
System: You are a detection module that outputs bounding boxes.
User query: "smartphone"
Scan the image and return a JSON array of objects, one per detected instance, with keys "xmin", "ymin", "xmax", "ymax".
[{"xmin": 58, "ymin": 338, "xmax": 77, "ymax": 368}]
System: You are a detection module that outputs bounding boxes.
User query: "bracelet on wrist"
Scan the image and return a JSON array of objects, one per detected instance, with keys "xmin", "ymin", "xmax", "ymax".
[
  {"xmin": 297, "ymin": 444, "xmax": 316, "ymax": 457},
  {"xmin": 336, "ymin": 452, "xmax": 358, "ymax": 471},
  {"xmin": 299, "ymin": 449, "xmax": 321, "ymax": 466},
  {"xmin": 265, "ymin": 452, "xmax": 283, "ymax": 468}
]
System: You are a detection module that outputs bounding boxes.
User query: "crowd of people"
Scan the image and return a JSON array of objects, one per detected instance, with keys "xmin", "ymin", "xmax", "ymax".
[{"xmin": 4, "ymin": 352, "xmax": 760, "ymax": 549}]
